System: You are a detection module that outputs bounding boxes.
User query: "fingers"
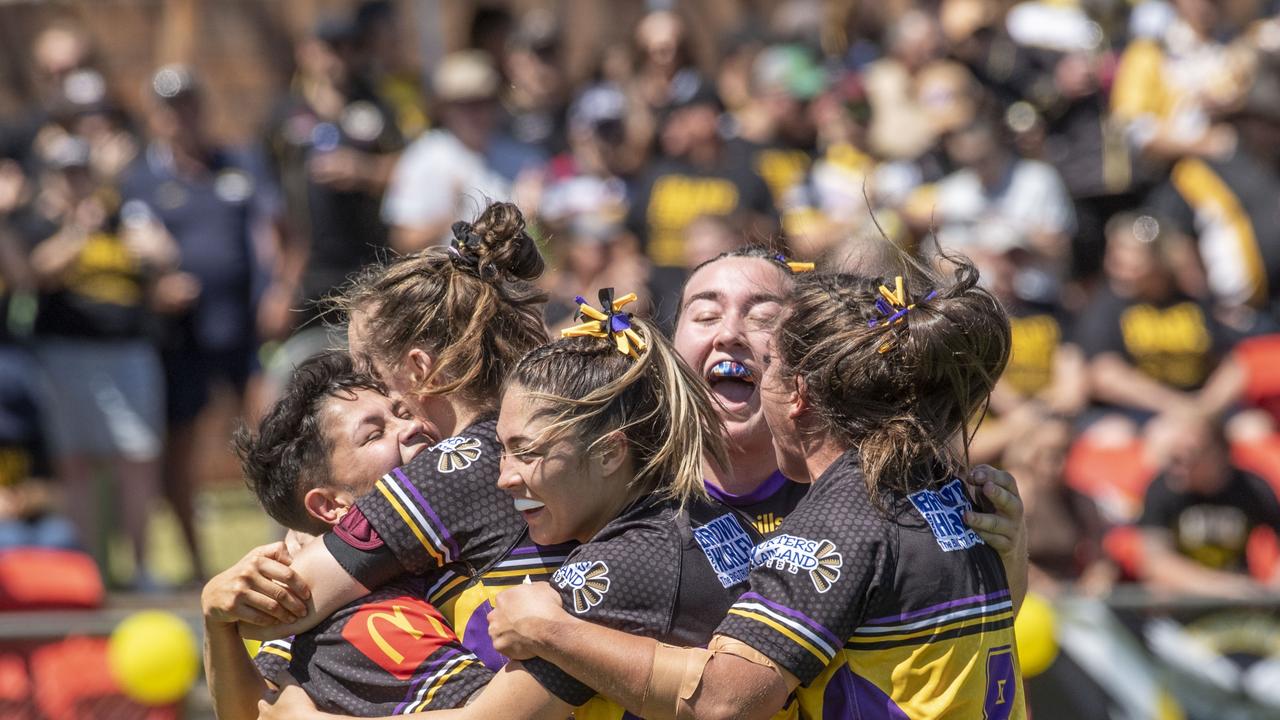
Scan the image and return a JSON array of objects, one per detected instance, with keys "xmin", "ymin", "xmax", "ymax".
[
  {"xmin": 254, "ymin": 555, "xmax": 312, "ymax": 607},
  {"xmin": 234, "ymin": 577, "xmax": 300, "ymax": 625},
  {"xmin": 964, "ymin": 510, "xmax": 1015, "ymax": 553},
  {"xmin": 969, "ymin": 465, "xmax": 1022, "ymax": 499},
  {"xmin": 980, "ymin": 478, "xmax": 1023, "ymax": 519}
]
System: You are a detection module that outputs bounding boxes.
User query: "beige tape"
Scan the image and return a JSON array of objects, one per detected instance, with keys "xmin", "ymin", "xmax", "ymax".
[{"xmin": 639, "ymin": 636, "xmax": 786, "ymax": 719}]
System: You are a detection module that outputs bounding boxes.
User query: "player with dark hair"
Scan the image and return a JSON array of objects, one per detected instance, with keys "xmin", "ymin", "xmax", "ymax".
[{"xmin": 203, "ymin": 351, "xmax": 495, "ymax": 720}]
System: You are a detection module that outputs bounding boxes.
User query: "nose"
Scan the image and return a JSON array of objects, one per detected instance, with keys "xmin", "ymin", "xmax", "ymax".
[
  {"xmin": 395, "ymin": 416, "xmax": 429, "ymax": 447},
  {"xmin": 496, "ymin": 458, "xmax": 523, "ymax": 493},
  {"xmin": 711, "ymin": 311, "xmax": 748, "ymax": 352}
]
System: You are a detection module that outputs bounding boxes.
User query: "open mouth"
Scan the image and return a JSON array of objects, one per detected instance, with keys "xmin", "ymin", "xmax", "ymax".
[{"xmin": 707, "ymin": 360, "xmax": 756, "ymax": 408}]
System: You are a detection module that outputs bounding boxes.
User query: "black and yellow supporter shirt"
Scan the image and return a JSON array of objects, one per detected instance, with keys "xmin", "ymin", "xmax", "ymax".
[
  {"xmin": 1151, "ymin": 152, "xmax": 1280, "ymax": 311},
  {"xmin": 524, "ymin": 495, "xmax": 775, "ymax": 720},
  {"xmin": 717, "ymin": 450, "xmax": 1025, "ymax": 720},
  {"xmin": 11, "ymin": 206, "xmax": 149, "ymax": 340},
  {"xmin": 705, "ymin": 471, "xmax": 809, "ymax": 536},
  {"xmin": 1138, "ymin": 468, "xmax": 1280, "ymax": 573},
  {"xmin": 1004, "ymin": 303, "xmax": 1070, "ymax": 398},
  {"xmin": 325, "ymin": 418, "xmax": 572, "ymax": 665},
  {"xmin": 729, "ymin": 139, "xmax": 813, "ymax": 209},
  {"xmin": 252, "ymin": 576, "xmax": 493, "ymax": 714},
  {"xmin": 1075, "ymin": 287, "xmax": 1226, "ymax": 391},
  {"xmin": 626, "ymin": 156, "xmax": 777, "ymax": 269}
]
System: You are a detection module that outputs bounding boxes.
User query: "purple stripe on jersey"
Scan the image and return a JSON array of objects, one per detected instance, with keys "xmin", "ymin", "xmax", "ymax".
[
  {"xmin": 739, "ymin": 592, "xmax": 841, "ymax": 650},
  {"xmin": 395, "ymin": 646, "xmax": 466, "ymax": 714},
  {"xmin": 863, "ymin": 589, "xmax": 1011, "ymax": 626},
  {"xmin": 392, "ymin": 467, "xmax": 462, "ymax": 560},
  {"xmin": 822, "ymin": 664, "xmax": 910, "ymax": 720},
  {"xmin": 705, "ymin": 470, "xmax": 789, "ymax": 507}
]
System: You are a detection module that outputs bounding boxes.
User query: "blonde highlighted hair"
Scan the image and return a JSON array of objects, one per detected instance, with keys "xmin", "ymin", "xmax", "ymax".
[
  {"xmin": 510, "ymin": 317, "xmax": 727, "ymax": 505},
  {"xmin": 333, "ymin": 202, "xmax": 549, "ymax": 407}
]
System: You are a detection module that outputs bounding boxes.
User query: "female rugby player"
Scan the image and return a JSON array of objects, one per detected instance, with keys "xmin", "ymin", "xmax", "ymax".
[{"xmin": 485, "ymin": 260, "xmax": 1028, "ymax": 720}]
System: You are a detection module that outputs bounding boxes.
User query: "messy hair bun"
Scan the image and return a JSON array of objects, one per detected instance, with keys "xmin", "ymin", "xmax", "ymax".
[{"xmin": 450, "ymin": 202, "xmax": 546, "ymax": 281}]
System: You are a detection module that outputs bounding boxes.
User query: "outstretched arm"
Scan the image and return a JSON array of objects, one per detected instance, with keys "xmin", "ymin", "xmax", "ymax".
[{"xmin": 488, "ymin": 584, "xmax": 795, "ymax": 720}]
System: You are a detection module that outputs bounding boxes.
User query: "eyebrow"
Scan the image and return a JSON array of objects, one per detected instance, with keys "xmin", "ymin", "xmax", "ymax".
[
  {"xmin": 350, "ymin": 412, "xmax": 385, "ymax": 443},
  {"xmin": 683, "ymin": 290, "xmax": 784, "ymax": 310}
]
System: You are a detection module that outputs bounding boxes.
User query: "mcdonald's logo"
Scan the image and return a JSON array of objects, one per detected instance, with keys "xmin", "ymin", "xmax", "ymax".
[{"xmin": 342, "ymin": 596, "xmax": 458, "ymax": 679}]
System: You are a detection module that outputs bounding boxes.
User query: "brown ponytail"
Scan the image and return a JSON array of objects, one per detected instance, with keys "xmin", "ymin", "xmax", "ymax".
[
  {"xmin": 335, "ymin": 201, "xmax": 549, "ymax": 407},
  {"xmin": 774, "ymin": 256, "xmax": 1010, "ymax": 501},
  {"xmin": 511, "ymin": 316, "xmax": 728, "ymax": 506}
]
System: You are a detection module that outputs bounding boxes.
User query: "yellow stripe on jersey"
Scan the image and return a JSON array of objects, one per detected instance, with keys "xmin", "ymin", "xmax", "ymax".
[
  {"xmin": 480, "ymin": 567, "xmax": 558, "ymax": 580},
  {"xmin": 410, "ymin": 658, "xmax": 476, "ymax": 711},
  {"xmin": 375, "ymin": 479, "xmax": 445, "ymax": 567},
  {"xmin": 844, "ymin": 609, "xmax": 1015, "ymax": 649},
  {"xmin": 727, "ymin": 608, "xmax": 830, "ymax": 665},
  {"xmin": 1172, "ymin": 158, "xmax": 1269, "ymax": 307},
  {"xmin": 798, "ymin": 628, "xmax": 1028, "ymax": 720},
  {"xmin": 427, "ymin": 573, "xmax": 469, "ymax": 607},
  {"xmin": 259, "ymin": 645, "xmax": 292, "ymax": 662}
]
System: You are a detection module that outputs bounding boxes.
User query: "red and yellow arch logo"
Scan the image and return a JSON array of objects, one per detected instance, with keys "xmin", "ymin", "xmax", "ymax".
[{"xmin": 342, "ymin": 596, "xmax": 457, "ymax": 679}]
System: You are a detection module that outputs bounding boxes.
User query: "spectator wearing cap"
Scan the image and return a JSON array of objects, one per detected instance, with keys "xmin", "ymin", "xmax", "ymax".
[
  {"xmin": 260, "ymin": 18, "xmax": 405, "ymax": 386},
  {"xmin": 119, "ymin": 66, "xmax": 286, "ymax": 581},
  {"xmin": 1147, "ymin": 60, "xmax": 1280, "ymax": 330},
  {"xmin": 381, "ymin": 50, "xmax": 545, "ymax": 252},
  {"xmin": 10, "ymin": 133, "xmax": 174, "ymax": 583},
  {"xmin": 728, "ymin": 44, "xmax": 822, "ymax": 210},
  {"xmin": 625, "ymin": 74, "xmax": 777, "ymax": 329}
]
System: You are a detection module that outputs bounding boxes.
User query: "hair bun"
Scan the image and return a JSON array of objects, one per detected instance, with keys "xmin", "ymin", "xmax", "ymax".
[{"xmin": 464, "ymin": 202, "xmax": 546, "ymax": 282}]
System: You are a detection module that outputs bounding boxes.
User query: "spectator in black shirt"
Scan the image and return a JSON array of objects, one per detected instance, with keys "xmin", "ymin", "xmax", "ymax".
[
  {"xmin": 1138, "ymin": 415, "xmax": 1280, "ymax": 599},
  {"xmin": 1076, "ymin": 212, "xmax": 1250, "ymax": 445}
]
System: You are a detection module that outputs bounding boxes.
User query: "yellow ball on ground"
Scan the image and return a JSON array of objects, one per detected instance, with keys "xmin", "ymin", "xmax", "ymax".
[
  {"xmin": 108, "ymin": 610, "xmax": 200, "ymax": 705},
  {"xmin": 1014, "ymin": 593, "xmax": 1059, "ymax": 678}
]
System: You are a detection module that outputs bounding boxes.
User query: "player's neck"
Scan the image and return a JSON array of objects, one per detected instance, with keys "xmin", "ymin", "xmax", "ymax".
[{"xmin": 704, "ymin": 445, "xmax": 779, "ymax": 496}]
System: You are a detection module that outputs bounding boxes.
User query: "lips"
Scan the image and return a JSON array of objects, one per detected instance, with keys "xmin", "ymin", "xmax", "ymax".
[{"xmin": 513, "ymin": 498, "xmax": 546, "ymax": 512}]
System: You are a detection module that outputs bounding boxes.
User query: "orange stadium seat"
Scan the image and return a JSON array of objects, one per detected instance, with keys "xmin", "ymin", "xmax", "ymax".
[
  {"xmin": 1064, "ymin": 439, "xmax": 1156, "ymax": 522},
  {"xmin": 30, "ymin": 636, "xmax": 177, "ymax": 720},
  {"xmin": 1236, "ymin": 334, "xmax": 1280, "ymax": 421},
  {"xmin": 1231, "ymin": 435, "xmax": 1280, "ymax": 497},
  {"xmin": 0, "ymin": 549, "xmax": 103, "ymax": 611}
]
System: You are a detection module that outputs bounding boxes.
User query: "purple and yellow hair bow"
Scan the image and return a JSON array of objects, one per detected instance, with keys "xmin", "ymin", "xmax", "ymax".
[
  {"xmin": 867, "ymin": 276, "xmax": 937, "ymax": 354},
  {"xmin": 561, "ymin": 288, "xmax": 648, "ymax": 359}
]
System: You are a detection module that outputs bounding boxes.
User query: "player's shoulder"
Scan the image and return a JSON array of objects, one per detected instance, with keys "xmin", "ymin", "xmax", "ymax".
[{"xmin": 403, "ymin": 418, "xmax": 499, "ymax": 479}]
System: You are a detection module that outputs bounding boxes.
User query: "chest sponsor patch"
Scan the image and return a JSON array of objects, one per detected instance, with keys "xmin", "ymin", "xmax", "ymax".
[
  {"xmin": 341, "ymin": 596, "xmax": 458, "ymax": 680},
  {"xmin": 431, "ymin": 436, "xmax": 483, "ymax": 473},
  {"xmin": 753, "ymin": 534, "xmax": 843, "ymax": 593},
  {"xmin": 552, "ymin": 561, "xmax": 611, "ymax": 613},
  {"xmin": 691, "ymin": 513, "xmax": 755, "ymax": 588},
  {"xmin": 908, "ymin": 478, "xmax": 985, "ymax": 552}
]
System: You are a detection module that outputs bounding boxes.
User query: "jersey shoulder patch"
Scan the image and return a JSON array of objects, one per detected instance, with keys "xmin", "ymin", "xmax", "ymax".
[
  {"xmin": 552, "ymin": 560, "xmax": 611, "ymax": 613},
  {"xmin": 907, "ymin": 478, "xmax": 986, "ymax": 552}
]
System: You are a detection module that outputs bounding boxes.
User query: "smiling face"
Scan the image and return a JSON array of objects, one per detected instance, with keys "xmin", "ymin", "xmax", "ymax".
[
  {"xmin": 496, "ymin": 384, "xmax": 629, "ymax": 545},
  {"xmin": 321, "ymin": 388, "xmax": 434, "ymax": 498},
  {"xmin": 674, "ymin": 257, "xmax": 789, "ymax": 456}
]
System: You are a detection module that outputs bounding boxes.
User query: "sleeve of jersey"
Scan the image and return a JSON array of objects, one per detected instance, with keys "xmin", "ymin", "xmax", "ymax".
[
  {"xmin": 523, "ymin": 536, "xmax": 679, "ymax": 706},
  {"xmin": 252, "ymin": 638, "xmax": 295, "ymax": 687},
  {"xmin": 716, "ymin": 519, "xmax": 890, "ymax": 684},
  {"xmin": 345, "ymin": 431, "xmax": 513, "ymax": 576}
]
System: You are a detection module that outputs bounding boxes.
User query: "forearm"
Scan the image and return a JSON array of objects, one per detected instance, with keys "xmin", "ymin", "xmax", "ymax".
[
  {"xmin": 204, "ymin": 620, "xmax": 269, "ymax": 720},
  {"xmin": 1140, "ymin": 542, "xmax": 1259, "ymax": 599},
  {"xmin": 241, "ymin": 542, "xmax": 370, "ymax": 641},
  {"xmin": 29, "ymin": 228, "xmax": 87, "ymax": 285},
  {"xmin": 519, "ymin": 613, "xmax": 656, "ymax": 715},
  {"xmin": 1197, "ymin": 356, "xmax": 1246, "ymax": 417},
  {"xmin": 1091, "ymin": 357, "xmax": 1192, "ymax": 413}
]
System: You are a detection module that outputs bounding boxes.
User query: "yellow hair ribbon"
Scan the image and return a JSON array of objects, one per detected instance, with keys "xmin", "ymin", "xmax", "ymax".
[{"xmin": 561, "ymin": 289, "xmax": 647, "ymax": 359}]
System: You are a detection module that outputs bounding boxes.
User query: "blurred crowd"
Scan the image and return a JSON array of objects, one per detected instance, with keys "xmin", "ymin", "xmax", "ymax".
[{"xmin": 0, "ymin": 0, "xmax": 1278, "ymax": 613}]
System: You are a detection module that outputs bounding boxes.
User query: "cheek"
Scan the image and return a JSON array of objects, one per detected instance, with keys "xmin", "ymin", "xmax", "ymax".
[{"xmin": 672, "ymin": 326, "xmax": 710, "ymax": 365}]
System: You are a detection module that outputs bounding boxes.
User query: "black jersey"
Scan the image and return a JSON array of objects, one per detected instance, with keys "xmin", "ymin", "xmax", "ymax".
[
  {"xmin": 325, "ymin": 418, "xmax": 571, "ymax": 665},
  {"xmin": 523, "ymin": 495, "xmax": 764, "ymax": 719},
  {"xmin": 252, "ymin": 577, "xmax": 492, "ymax": 715},
  {"xmin": 705, "ymin": 471, "xmax": 810, "ymax": 536},
  {"xmin": 717, "ymin": 450, "xmax": 1026, "ymax": 720}
]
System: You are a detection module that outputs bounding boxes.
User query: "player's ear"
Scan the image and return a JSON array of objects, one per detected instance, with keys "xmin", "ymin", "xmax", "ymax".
[
  {"xmin": 303, "ymin": 487, "xmax": 356, "ymax": 526},
  {"xmin": 596, "ymin": 430, "xmax": 630, "ymax": 477},
  {"xmin": 405, "ymin": 347, "xmax": 435, "ymax": 388},
  {"xmin": 787, "ymin": 375, "xmax": 808, "ymax": 420}
]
